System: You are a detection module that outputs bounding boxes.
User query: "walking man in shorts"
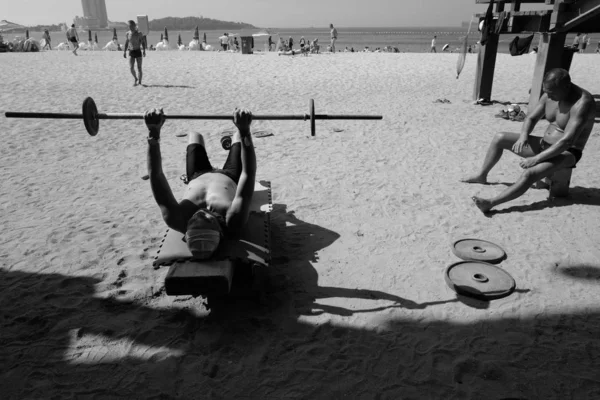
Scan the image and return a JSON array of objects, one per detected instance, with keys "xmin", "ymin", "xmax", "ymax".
[
  {"xmin": 123, "ymin": 20, "xmax": 146, "ymax": 86},
  {"xmin": 66, "ymin": 24, "xmax": 79, "ymax": 55},
  {"xmin": 461, "ymin": 68, "xmax": 595, "ymax": 213},
  {"xmin": 330, "ymin": 24, "xmax": 338, "ymax": 53},
  {"xmin": 430, "ymin": 35, "xmax": 437, "ymax": 53},
  {"xmin": 145, "ymin": 107, "xmax": 257, "ymax": 258}
]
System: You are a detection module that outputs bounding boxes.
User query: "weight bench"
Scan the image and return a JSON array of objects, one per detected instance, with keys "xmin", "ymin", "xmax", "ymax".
[
  {"xmin": 540, "ymin": 168, "xmax": 572, "ymax": 198},
  {"xmin": 153, "ymin": 181, "xmax": 272, "ymax": 297}
]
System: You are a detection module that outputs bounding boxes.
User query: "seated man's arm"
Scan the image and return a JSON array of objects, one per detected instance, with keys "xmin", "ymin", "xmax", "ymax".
[
  {"xmin": 521, "ymin": 94, "xmax": 546, "ymax": 138},
  {"xmin": 146, "ymin": 109, "xmax": 186, "ymax": 233},
  {"xmin": 534, "ymin": 95, "xmax": 595, "ymax": 163},
  {"xmin": 226, "ymin": 109, "xmax": 257, "ymax": 235}
]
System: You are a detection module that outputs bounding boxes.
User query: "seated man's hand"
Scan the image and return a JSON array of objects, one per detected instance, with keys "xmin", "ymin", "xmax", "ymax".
[
  {"xmin": 233, "ymin": 108, "xmax": 252, "ymax": 133},
  {"xmin": 145, "ymin": 108, "xmax": 165, "ymax": 139},
  {"xmin": 512, "ymin": 138, "xmax": 529, "ymax": 154}
]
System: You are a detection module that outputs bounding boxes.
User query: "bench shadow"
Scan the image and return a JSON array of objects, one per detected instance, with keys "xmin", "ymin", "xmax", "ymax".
[{"xmin": 490, "ymin": 186, "xmax": 600, "ymax": 215}]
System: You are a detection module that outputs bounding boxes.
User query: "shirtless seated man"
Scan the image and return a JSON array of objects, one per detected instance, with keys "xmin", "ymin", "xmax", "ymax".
[
  {"xmin": 145, "ymin": 107, "xmax": 256, "ymax": 258},
  {"xmin": 462, "ymin": 68, "xmax": 595, "ymax": 213}
]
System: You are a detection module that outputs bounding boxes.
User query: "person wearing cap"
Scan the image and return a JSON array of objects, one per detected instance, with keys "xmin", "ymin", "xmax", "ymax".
[
  {"xmin": 145, "ymin": 107, "xmax": 257, "ymax": 260},
  {"xmin": 124, "ymin": 20, "xmax": 146, "ymax": 86}
]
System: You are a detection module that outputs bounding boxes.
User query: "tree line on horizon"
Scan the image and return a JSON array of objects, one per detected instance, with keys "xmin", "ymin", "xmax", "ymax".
[{"xmin": 14, "ymin": 16, "xmax": 256, "ymax": 32}]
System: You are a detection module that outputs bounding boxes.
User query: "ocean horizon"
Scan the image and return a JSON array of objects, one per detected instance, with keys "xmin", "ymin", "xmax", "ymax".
[{"xmin": 6, "ymin": 25, "xmax": 597, "ymax": 54}]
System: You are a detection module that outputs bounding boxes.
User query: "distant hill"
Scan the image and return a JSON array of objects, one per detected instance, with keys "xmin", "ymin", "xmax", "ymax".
[{"xmin": 149, "ymin": 16, "xmax": 256, "ymax": 31}]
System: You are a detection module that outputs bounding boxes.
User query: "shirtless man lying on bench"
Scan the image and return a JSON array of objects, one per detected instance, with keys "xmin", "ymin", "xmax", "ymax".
[
  {"xmin": 462, "ymin": 68, "xmax": 595, "ymax": 213},
  {"xmin": 146, "ymin": 107, "xmax": 256, "ymax": 258}
]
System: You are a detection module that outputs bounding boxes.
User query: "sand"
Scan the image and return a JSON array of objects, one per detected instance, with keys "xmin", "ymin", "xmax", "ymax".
[{"xmin": 1, "ymin": 49, "xmax": 600, "ymax": 399}]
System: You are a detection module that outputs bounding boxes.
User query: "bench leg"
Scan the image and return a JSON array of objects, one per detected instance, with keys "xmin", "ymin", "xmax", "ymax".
[{"xmin": 548, "ymin": 168, "xmax": 572, "ymax": 198}]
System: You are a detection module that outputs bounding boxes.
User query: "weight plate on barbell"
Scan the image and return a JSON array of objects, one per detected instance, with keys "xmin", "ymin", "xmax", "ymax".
[
  {"xmin": 444, "ymin": 260, "xmax": 515, "ymax": 300},
  {"xmin": 451, "ymin": 238, "xmax": 506, "ymax": 264},
  {"xmin": 83, "ymin": 97, "xmax": 99, "ymax": 136}
]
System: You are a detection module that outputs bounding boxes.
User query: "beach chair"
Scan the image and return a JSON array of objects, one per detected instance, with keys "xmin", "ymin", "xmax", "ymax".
[{"xmin": 153, "ymin": 181, "xmax": 272, "ymax": 297}]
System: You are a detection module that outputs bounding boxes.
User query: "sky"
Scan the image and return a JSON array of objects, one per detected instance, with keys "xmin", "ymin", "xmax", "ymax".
[{"xmin": 3, "ymin": 0, "xmax": 549, "ymax": 28}]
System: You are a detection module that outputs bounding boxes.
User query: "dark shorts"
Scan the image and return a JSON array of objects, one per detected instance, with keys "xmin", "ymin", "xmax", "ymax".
[
  {"xmin": 129, "ymin": 49, "xmax": 142, "ymax": 58},
  {"xmin": 69, "ymin": 37, "xmax": 78, "ymax": 43},
  {"xmin": 539, "ymin": 139, "xmax": 582, "ymax": 168},
  {"xmin": 186, "ymin": 142, "xmax": 242, "ymax": 184}
]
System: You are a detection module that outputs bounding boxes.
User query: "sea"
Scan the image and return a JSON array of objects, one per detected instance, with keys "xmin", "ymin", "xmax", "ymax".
[{"xmin": 8, "ymin": 26, "xmax": 598, "ymax": 54}]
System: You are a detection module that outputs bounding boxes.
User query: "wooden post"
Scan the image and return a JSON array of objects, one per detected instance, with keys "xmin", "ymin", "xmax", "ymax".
[
  {"xmin": 473, "ymin": 33, "xmax": 499, "ymax": 101},
  {"xmin": 527, "ymin": 32, "xmax": 566, "ymax": 110}
]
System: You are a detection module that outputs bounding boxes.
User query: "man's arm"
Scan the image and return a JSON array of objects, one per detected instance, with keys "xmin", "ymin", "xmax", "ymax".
[
  {"xmin": 123, "ymin": 34, "xmax": 129, "ymax": 56},
  {"xmin": 145, "ymin": 109, "xmax": 186, "ymax": 233},
  {"xmin": 532, "ymin": 97, "xmax": 594, "ymax": 164},
  {"xmin": 520, "ymin": 94, "xmax": 546, "ymax": 139},
  {"xmin": 226, "ymin": 110, "xmax": 257, "ymax": 234}
]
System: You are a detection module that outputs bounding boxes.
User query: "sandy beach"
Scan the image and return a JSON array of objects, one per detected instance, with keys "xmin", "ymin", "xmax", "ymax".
[{"xmin": 1, "ymin": 50, "xmax": 600, "ymax": 399}]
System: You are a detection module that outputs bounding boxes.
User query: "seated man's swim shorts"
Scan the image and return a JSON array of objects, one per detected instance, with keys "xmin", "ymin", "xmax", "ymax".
[
  {"xmin": 186, "ymin": 142, "xmax": 243, "ymax": 183},
  {"xmin": 539, "ymin": 138, "xmax": 582, "ymax": 168},
  {"xmin": 69, "ymin": 37, "xmax": 78, "ymax": 43}
]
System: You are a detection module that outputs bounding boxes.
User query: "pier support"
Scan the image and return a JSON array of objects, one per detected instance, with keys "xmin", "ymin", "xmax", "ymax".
[
  {"xmin": 473, "ymin": 33, "xmax": 500, "ymax": 101},
  {"xmin": 527, "ymin": 32, "xmax": 568, "ymax": 110}
]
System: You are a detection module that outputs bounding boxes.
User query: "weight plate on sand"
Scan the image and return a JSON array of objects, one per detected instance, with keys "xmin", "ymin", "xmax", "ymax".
[
  {"xmin": 83, "ymin": 97, "xmax": 99, "ymax": 136},
  {"xmin": 445, "ymin": 261, "xmax": 515, "ymax": 300},
  {"xmin": 452, "ymin": 238, "xmax": 506, "ymax": 264}
]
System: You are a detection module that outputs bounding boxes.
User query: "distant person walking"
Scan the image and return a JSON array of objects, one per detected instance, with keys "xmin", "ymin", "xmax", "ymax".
[
  {"xmin": 123, "ymin": 20, "xmax": 146, "ymax": 86},
  {"xmin": 66, "ymin": 24, "xmax": 79, "ymax": 55},
  {"xmin": 330, "ymin": 23, "xmax": 338, "ymax": 53},
  {"xmin": 288, "ymin": 36, "xmax": 294, "ymax": 51},
  {"xmin": 579, "ymin": 33, "xmax": 588, "ymax": 53},
  {"xmin": 572, "ymin": 33, "xmax": 581, "ymax": 50},
  {"xmin": 220, "ymin": 33, "xmax": 229, "ymax": 51},
  {"xmin": 42, "ymin": 29, "xmax": 51, "ymax": 50},
  {"xmin": 268, "ymin": 35, "xmax": 273, "ymax": 51},
  {"xmin": 430, "ymin": 35, "xmax": 437, "ymax": 53}
]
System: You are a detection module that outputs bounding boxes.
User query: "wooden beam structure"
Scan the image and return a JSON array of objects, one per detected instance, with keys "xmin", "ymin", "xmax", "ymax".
[{"xmin": 472, "ymin": 0, "xmax": 600, "ymax": 106}]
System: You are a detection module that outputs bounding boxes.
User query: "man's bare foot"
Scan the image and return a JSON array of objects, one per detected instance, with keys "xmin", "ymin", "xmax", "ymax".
[
  {"xmin": 460, "ymin": 175, "xmax": 488, "ymax": 184},
  {"xmin": 133, "ymin": 78, "xmax": 138, "ymax": 86},
  {"xmin": 472, "ymin": 196, "xmax": 493, "ymax": 213}
]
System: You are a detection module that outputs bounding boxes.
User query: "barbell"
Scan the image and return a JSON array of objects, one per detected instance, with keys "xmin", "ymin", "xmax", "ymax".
[{"xmin": 4, "ymin": 97, "xmax": 382, "ymax": 137}]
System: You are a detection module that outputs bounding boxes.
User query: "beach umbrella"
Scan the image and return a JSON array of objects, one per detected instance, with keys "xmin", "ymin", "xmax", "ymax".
[
  {"xmin": 193, "ymin": 26, "xmax": 199, "ymax": 40},
  {"xmin": 456, "ymin": 17, "xmax": 475, "ymax": 79},
  {"xmin": 25, "ymin": 29, "xmax": 29, "ymax": 39},
  {"xmin": 0, "ymin": 20, "xmax": 25, "ymax": 31},
  {"xmin": 178, "ymin": 34, "xmax": 182, "ymax": 46},
  {"xmin": 113, "ymin": 28, "xmax": 117, "ymax": 41},
  {"xmin": 164, "ymin": 27, "xmax": 169, "ymax": 41},
  {"xmin": 88, "ymin": 30, "xmax": 92, "ymax": 42},
  {"xmin": 95, "ymin": 33, "xmax": 98, "ymax": 43}
]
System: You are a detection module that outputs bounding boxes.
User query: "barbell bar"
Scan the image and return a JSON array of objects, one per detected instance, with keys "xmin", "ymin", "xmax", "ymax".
[{"xmin": 4, "ymin": 97, "xmax": 383, "ymax": 137}]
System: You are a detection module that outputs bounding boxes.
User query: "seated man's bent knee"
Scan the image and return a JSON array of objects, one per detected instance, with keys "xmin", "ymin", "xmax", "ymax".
[{"xmin": 188, "ymin": 132, "xmax": 205, "ymax": 146}]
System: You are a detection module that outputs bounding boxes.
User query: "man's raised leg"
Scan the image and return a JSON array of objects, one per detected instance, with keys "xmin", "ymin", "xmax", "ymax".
[
  {"xmin": 472, "ymin": 153, "xmax": 576, "ymax": 213},
  {"xmin": 461, "ymin": 132, "xmax": 535, "ymax": 184}
]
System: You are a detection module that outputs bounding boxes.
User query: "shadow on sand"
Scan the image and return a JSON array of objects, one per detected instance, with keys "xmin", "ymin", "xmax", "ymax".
[
  {"xmin": 141, "ymin": 84, "xmax": 196, "ymax": 89},
  {"xmin": 490, "ymin": 186, "xmax": 600, "ymax": 215},
  {"xmin": 1, "ymin": 203, "xmax": 598, "ymax": 399}
]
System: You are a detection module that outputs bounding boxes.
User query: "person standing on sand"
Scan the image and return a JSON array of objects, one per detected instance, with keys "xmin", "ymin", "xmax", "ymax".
[
  {"xmin": 430, "ymin": 35, "xmax": 437, "ymax": 53},
  {"xmin": 66, "ymin": 24, "xmax": 79, "ymax": 55},
  {"xmin": 461, "ymin": 69, "xmax": 595, "ymax": 213},
  {"xmin": 123, "ymin": 20, "xmax": 146, "ymax": 87},
  {"xmin": 42, "ymin": 29, "xmax": 51, "ymax": 50},
  {"xmin": 572, "ymin": 33, "xmax": 581, "ymax": 50},
  {"xmin": 330, "ymin": 24, "xmax": 338, "ymax": 53}
]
